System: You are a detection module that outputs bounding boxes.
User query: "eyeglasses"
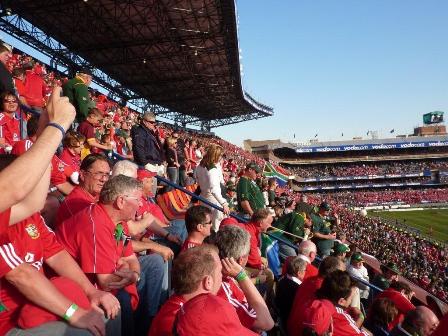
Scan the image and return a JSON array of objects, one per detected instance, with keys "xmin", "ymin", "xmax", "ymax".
[
  {"xmin": 85, "ymin": 170, "xmax": 110, "ymax": 180},
  {"xmin": 3, "ymin": 99, "xmax": 17, "ymax": 104},
  {"xmin": 144, "ymin": 119, "xmax": 156, "ymax": 124}
]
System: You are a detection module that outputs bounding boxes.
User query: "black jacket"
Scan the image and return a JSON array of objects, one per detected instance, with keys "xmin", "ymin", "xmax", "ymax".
[{"xmin": 131, "ymin": 124, "xmax": 164, "ymax": 166}]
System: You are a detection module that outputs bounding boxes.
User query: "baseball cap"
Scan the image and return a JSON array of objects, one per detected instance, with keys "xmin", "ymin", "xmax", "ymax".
[
  {"xmin": 245, "ymin": 161, "xmax": 261, "ymax": 173},
  {"xmin": 319, "ymin": 202, "xmax": 331, "ymax": 211},
  {"xmin": 142, "ymin": 111, "xmax": 156, "ymax": 122},
  {"xmin": 383, "ymin": 261, "xmax": 400, "ymax": 275},
  {"xmin": 175, "ymin": 293, "xmax": 257, "ymax": 336},
  {"xmin": 333, "ymin": 243, "xmax": 350, "ymax": 254},
  {"xmin": 302, "ymin": 299, "xmax": 335, "ymax": 335},
  {"xmin": 351, "ymin": 252, "xmax": 364, "ymax": 262},
  {"xmin": 137, "ymin": 169, "xmax": 156, "ymax": 181}
]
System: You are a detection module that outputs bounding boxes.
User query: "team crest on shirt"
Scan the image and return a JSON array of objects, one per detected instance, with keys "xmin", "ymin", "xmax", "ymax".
[
  {"xmin": 25, "ymin": 223, "xmax": 40, "ymax": 239},
  {"xmin": 58, "ymin": 162, "xmax": 65, "ymax": 172},
  {"xmin": 24, "ymin": 252, "xmax": 35, "ymax": 263}
]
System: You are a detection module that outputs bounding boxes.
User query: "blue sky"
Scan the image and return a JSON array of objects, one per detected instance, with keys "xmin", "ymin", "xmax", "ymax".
[
  {"xmin": 214, "ymin": 0, "xmax": 448, "ymax": 145},
  {"xmin": 2, "ymin": 1, "xmax": 447, "ymax": 147}
]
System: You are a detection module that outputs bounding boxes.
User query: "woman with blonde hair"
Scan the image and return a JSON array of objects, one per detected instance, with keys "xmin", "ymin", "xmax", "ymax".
[{"xmin": 194, "ymin": 143, "xmax": 230, "ymax": 231}]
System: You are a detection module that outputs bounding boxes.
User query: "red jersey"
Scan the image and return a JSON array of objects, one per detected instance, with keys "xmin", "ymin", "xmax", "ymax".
[
  {"xmin": 0, "ymin": 210, "xmax": 24, "ymax": 281},
  {"xmin": 333, "ymin": 307, "xmax": 369, "ymax": 336},
  {"xmin": 0, "ymin": 112, "xmax": 20, "ymax": 152},
  {"xmin": 24, "ymin": 71, "xmax": 47, "ymax": 108},
  {"xmin": 287, "ymin": 276, "xmax": 324, "ymax": 336},
  {"xmin": 11, "ymin": 139, "xmax": 33, "ymax": 155},
  {"xmin": 50, "ymin": 155, "xmax": 74, "ymax": 187},
  {"xmin": 59, "ymin": 147, "xmax": 81, "ymax": 172},
  {"xmin": 148, "ymin": 295, "xmax": 186, "ymax": 336},
  {"xmin": 0, "ymin": 213, "xmax": 64, "ymax": 334},
  {"xmin": 217, "ymin": 276, "xmax": 256, "ymax": 329},
  {"xmin": 180, "ymin": 240, "xmax": 201, "ymax": 252},
  {"xmin": 138, "ymin": 197, "xmax": 168, "ymax": 224},
  {"xmin": 244, "ymin": 222, "xmax": 262, "ymax": 269},
  {"xmin": 304, "ymin": 263, "xmax": 319, "ymax": 280},
  {"xmin": 55, "ymin": 186, "xmax": 96, "ymax": 226},
  {"xmin": 56, "ymin": 204, "xmax": 138, "ymax": 309}
]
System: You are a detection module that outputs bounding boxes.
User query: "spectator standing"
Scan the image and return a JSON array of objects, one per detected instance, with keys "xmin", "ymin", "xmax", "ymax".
[
  {"xmin": 311, "ymin": 202, "xmax": 336, "ymax": 257},
  {"xmin": 165, "ymin": 137, "xmax": 180, "ymax": 190},
  {"xmin": 237, "ymin": 162, "xmax": 265, "ymax": 219},
  {"xmin": 194, "ymin": 144, "xmax": 230, "ymax": 231},
  {"xmin": 78, "ymin": 108, "xmax": 112, "ymax": 159},
  {"xmin": 0, "ymin": 42, "xmax": 14, "ymax": 95},
  {"xmin": 0, "ymin": 91, "xmax": 21, "ymax": 154},
  {"xmin": 62, "ymin": 69, "xmax": 93, "ymax": 123},
  {"xmin": 131, "ymin": 111, "xmax": 165, "ymax": 176},
  {"xmin": 23, "ymin": 62, "xmax": 48, "ymax": 113}
]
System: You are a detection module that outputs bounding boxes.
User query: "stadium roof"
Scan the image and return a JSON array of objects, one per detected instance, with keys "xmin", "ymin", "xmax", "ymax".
[{"xmin": 0, "ymin": 0, "xmax": 273, "ymax": 128}]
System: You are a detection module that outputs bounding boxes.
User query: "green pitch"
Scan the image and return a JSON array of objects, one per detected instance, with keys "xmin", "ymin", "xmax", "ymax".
[{"xmin": 370, "ymin": 209, "xmax": 448, "ymax": 243}]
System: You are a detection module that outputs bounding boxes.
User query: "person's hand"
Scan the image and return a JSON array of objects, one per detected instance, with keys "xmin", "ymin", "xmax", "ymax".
[
  {"xmin": 69, "ymin": 307, "xmax": 105, "ymax": 336},
  {"xmin": 222, "ymin": 204, "xmax": 230, "ymax": 215},
  {"xmin": 167, "ymin": 233, "xmax": 182, "ymax": 245},
  {"xmin": 45, "ymin": 86, "xmax": 76, "ymax": 131},
  {"xmin": 88, "ymin": 290, "xmax": 121, "ymax": 319},
  {"xmin": 221, "ymin": 257, "xmax": 243, "ymax": 278},
  {"xmin": 154, "ymin": 244, "xmax": 174, "ymax": 262},
  {"xmin": 108, "ymin": 269, "xmax": 138, "ymax": 289}
]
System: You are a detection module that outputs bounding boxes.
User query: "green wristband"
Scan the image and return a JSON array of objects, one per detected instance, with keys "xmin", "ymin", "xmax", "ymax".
[
  {"xmin": 63, "ymin": 303, "xmax": 79, "ymax": 321},
  {"xmin": 235, "ymin": 269, "xmax": 248, "ymax": 282}
]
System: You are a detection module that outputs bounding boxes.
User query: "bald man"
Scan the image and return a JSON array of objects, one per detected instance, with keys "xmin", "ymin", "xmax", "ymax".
[
  {"xmin": 297, "ymin": 240, "xmax": 318, "ymax": 280},
  {"xmin": 391, "ymin": 306, "xmax": 439, "ymax": 336}
]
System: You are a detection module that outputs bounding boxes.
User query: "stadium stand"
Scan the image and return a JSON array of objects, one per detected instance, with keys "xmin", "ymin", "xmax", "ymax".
[{"xmin": 0, "ymin": 2, "xmax": 447, "ymax": 335}]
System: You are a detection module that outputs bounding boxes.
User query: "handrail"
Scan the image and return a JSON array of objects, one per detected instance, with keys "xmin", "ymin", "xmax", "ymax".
[{"xmin": 155, "ymin": 175, "xmax": 391, "ymax": 294}]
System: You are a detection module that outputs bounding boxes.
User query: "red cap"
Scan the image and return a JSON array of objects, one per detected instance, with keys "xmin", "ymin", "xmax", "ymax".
[
  {"xmin": 175, "ymin": 293, "xmax": 257, "ymax": 336},
  {"xmin": 137, "ymin": 169, "xmax": 156, "ymax": 181},
  {"xmin": 219, "ymin": 217, "xmax": 245, "ymax": 229},
  {"xmin": 302, "ymin": 299, "xmax": 335, "ymax": 335}
]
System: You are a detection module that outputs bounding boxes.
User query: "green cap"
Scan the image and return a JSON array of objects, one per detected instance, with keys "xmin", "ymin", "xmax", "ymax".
[
  {"xmin": 246, "ymin": 162, "xmax": 261, "ymax": 173},
  {"xmin": 383, "ymin": 262, "xmax": 400, "ymax": 275},
  {"xmin": 319, "ymin": 202, "xmax": 331, "ymax": 211},
  {"xmin": 351, "ymin": 252, "xmax": 364, "ymax": 262},
  {"xmin": 333, "ymin": 243, "xmax": 350, "ymax": 254}
]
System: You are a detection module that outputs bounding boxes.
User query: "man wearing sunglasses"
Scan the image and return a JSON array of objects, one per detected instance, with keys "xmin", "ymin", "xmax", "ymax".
[{"xmin": 131, "ymin": 111, "xmax": 165, "ymax": 177}]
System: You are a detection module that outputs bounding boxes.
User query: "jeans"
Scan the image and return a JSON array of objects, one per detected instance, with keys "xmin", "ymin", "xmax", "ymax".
[
  {"xmin": 6, "ymin": 316, "xmax": 121, "ymax": 336},
  {"xmin": 135, "ymin": 253, "xmax": 165, "ymax": 335},
  {"xmin": 166, "ymin": 167, "xmax": 179, "ymax": 191},
  {"xmin": 116, "ymin": 289, "xmax": 134, "ymax": 336}
]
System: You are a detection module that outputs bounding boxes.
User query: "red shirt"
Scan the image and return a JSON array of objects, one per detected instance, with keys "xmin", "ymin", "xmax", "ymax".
[
  {"xmin": 50, "ymin": 155, "xmax": 74, "ymax": 187},
  {"xmin": 13, "ymin": 78, "xmax": 26, "ymax": 97},
  {"xmin": 217, "ymin": 276, "xmax": 256, "ymax": 329},
  {"xmin": 56, "ymin": 203, "xmax": 139, "ymax": 309},
  {"xmin": 11, "ymin": 139, "xmax": 33, "ymax": 155},
  {"xmin": 180, "ymin": 240, "xmax": 201, "ymax": 252},
  {"xmin": 304, "ymin": 263, "xmax": 319, "ymax": 280},
  {"xmin": 287, "ymin": 276, "xmax": 324, "ymax": 336},
  {"xmin": 148, "ymin": 295, "xmax": 186, "ymax": 336},
  {"xmin": 0, "ymin": 210, "xmax": 24, "ymax": 280},
  {"xmin": 78, "ymin": 120, "xmax": 96, "ymax": 141},
  {"xmin": 333, "ymin": 307, "xmax": 369, "ymax": 336},
  {"xmin": 0, "ymin": 213, "xmax": 64, "ymax": 334},
  {"xmin": 55, "ymin": 186, "xmax": 96, "ymax": 226},
  {"xmin": 376, "ymin": 288, "xmax": 415, "ymax": 330},
  {"xmin": 138, "ymin": 197, "xmax": 168, "ymax": 224},
  {"xmin": 244, "ymin": 222, "xmax": 262, "ymax": 269},
  {"xmin": 24, "ymin": 71, "xmax": 47, "ymax": 108},
  {"xmin": 0, "ymin": 112, "xmax": 20, "ymax": 151},
  {"xmin": 59, "ymin": 147, "xmax": 81, "ymax": 172}
]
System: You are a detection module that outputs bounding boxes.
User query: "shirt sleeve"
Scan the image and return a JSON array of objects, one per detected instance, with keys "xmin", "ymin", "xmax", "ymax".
[{"xmin": 36, "ymin": 215, "xmax": 64, "ymax": 260}]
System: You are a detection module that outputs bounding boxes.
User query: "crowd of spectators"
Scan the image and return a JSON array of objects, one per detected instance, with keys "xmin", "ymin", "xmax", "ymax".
[
  {"xmin": 1, "ymin": 41, "xmax": 448, "ymax": 336},
  {"xmin": 288, "ymin": 160, "xmax": 448, "ymax": 179}
]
